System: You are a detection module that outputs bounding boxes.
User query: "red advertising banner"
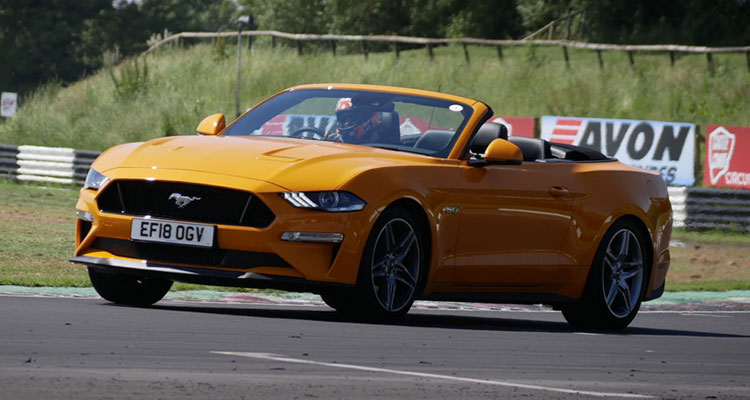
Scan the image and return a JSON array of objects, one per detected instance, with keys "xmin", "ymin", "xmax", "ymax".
[
  {"xmin": 490, "ymin": 116, "xmax": 535, "ymax": 138},
  {"xmin": 704, "ymin": 125, "xmax": 750, "ymax": 189}
]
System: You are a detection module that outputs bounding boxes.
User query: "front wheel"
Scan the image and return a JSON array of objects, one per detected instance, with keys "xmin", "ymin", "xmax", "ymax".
[
  {"xmin": 88, "ymin": 267, "xmax": 172, "ymax": 307},
  {"xmin": 562, "ymin": 220, "xmax": 648, "ymax": 330},
  {"xmin": 349, "ymin": 207, "xmax": 426, "ymax": 319}
]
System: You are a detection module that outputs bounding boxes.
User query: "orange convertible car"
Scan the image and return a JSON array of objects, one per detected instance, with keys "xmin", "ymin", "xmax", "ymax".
[{"xmin": 71, "ymin": 84, "xmax": 671, "ymax": 329}]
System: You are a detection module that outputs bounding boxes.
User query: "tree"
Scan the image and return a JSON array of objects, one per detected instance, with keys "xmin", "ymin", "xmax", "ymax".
[
  {"xmin": 0, "ymin": 0, "xmax": 240, "ymax": 96},
  {"xmin": 0, "ymin": 0, "xmax": 111, "ymax": 94},
  {"xmin": 240, "ymin": 0, "xmax": 326, "ymax": 34}
]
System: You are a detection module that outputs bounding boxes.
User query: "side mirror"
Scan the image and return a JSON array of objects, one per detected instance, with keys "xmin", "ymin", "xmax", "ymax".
[
  {"xmin": 469, "ymin": 139, "xmax": 522, "ymax": 167},
  {"xmin": 196, "ymin": 113, "xmax": 226, "ymax": 136}
]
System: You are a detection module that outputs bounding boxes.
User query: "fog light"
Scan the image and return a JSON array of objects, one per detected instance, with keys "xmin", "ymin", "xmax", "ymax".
[
  {"xmin": 76, "ymin": 210, "xmax": 94, "ymax": 222},
  {"xmin": 281, "ymin": 232, "xmax": 344, "ymax": 243}
]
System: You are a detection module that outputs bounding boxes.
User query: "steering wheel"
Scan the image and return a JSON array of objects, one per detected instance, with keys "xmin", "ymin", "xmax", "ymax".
[{"xmin": 289, "ymin": 127, "xmax": 325, "ymax": 140}]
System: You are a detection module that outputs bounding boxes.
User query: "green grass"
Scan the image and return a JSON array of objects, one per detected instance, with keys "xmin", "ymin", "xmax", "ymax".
[
  {"xmin": 0, "ymin": 180, "xmax": 748, "ymax": 291},
  {"xmin": 0, "ymin": 41, "xmax": 748, "ymax": 152},
  {"xmin": 666, "ymin": 280, "xmax": 750, "ymax": 292},
  {"xmin": 666, "ymin": 228, "xmax": 750, "ymax": 292},
  {"xmin": 0, "ymin": 180, "xmax": 86, "ymax": 286},
  {"xmin": 672, "ymin": 228, "xmax": 750, "ymax": 245}
]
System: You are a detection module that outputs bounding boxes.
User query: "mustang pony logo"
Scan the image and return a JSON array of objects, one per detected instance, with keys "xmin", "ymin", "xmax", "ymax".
[{"xmin": 169, "ymin": 193, "xmax": 201, "ymax": 208}]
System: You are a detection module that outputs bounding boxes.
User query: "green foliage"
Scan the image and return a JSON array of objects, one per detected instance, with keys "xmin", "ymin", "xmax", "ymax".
[
  {"xmin": 1, "ymin": 42, "xmax": 748, "ymax": 153},
  {"xmin": 108, "ymin": 56, "xmax": 150, "ymax": 101},
  {"xmin": 213, "ymin": 36, "xmax": 230, "ymax": 61},
  {"xmin": 578, "ymin": 0, "xmax": 750, "ymax": 46},
  {"xmin": 0, "ymin": 0, "xmax": 240, "ymax": 96},
  {"xmin": 242, "ymin": 0, "xmax": 326, "ymax": 34},
  {"xmin": 241, "ymin": 0, "xmax": 523, "ymax": 39},
  {"xmin": 3, "ymin": 0, "xmax": 749, "ymax": 101},
  {"xmin": 0, "ymin": 0, "xmax": 112, "ymax": 94}
]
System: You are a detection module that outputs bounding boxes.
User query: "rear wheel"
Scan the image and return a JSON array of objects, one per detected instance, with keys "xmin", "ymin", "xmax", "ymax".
[
  {"xmin": 88, "ymin": 267, "xmax": 172, "ymax": 307},
  {"xmin": 562, "ymin": 220, "xmax": 648, "ymax": 330}
]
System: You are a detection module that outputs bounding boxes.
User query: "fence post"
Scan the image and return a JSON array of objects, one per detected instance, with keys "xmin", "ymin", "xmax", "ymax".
[
  {"xmin": 394, "ymin": 42, "xmax": 400, "ymax": 58},
  {"xmin": 329, "ymin": 40, "xmax": 336, "ymax": 56},
  {"xmin": 579, "ymin": 8, "xmax": 587, "ymax": 38},
  {"xmin": 628, "ymin": 51, "xmax": 635, "ymax": 68},
  {"xmin": 426, "ymin": 44, "xmax": 434, "ymax": 60},
  {"xmin": 669, "ymin": 51, "xmax": 675, "ymax": 67},
  {"xmin": 462, "ymin": 43, "xmax": 470, "ymax": 63},
  {"xmin": 496, "ymin": 45, "xmax": 503, "ymax": 62},
  {"xmin": 746, "ymin": 51, "xmax": 750, "ymax": 73},
  {"xmin": 297, "ymin": 40, "xmax": 303, "ymax": 56},
  {"xmin": 562, "ymin": 46, "xmax": 570, "ymax": 68},
  {"xmin": 271, "ymin": 36, "xmax": 276, "ymax": 48},
  {"xmin": 596, "ymin": 50, "xmax": 604, "ymax": 69},
  {"xmin": 361, "ymin": 40, "xmax": 369, "ymax": 60},
  {"xmin": 706, "ymin": 52, "xmax": 714, "ymax": 74}
]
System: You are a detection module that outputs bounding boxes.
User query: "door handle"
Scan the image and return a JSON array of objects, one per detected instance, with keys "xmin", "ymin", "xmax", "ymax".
[{"xmin": 548, "ymin": 186, "xmax": 570, "ymax": 197}]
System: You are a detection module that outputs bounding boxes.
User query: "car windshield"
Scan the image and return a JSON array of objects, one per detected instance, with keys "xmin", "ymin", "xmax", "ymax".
[{"xmin": 222, "ymin": 88, "xmax": 474, "ymax": 158}]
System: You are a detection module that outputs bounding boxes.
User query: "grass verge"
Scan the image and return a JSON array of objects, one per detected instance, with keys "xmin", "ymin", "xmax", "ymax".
[
  {"xmin": 2, "ymin": 180, "xmax": 748, "ymax": 292},
  {"xmin": 1, "ymin": 41, "xmax": 748, "ymax": 153}
]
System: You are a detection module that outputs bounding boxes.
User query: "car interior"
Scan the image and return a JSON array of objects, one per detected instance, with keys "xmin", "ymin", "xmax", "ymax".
[{"xmin": 422, "ymin": 121, "xmax": 612, "ymax": 163}]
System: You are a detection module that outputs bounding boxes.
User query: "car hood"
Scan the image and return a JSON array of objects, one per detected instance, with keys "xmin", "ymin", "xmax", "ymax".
[{"xmin": 95, "ymin": 135, "xmax": 434, "ymax": 191}]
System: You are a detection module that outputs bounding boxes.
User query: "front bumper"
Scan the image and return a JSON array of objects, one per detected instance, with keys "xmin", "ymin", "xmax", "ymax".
[
  {"xmin": 73, "ymin": 169, "xmax": 377, "ymax": 288},
  {"xmin": 70, "ymin": 255, "xmax": 353, "ymax": 293}
]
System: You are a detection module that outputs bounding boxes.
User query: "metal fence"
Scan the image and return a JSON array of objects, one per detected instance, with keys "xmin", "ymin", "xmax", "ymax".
[
  {"xmin": 0, "ymin": 144, "xmax": 100, "ymax": 185},
  {"xmin": 1, "ymin": 143, "xmax": 748, "ymax": 232}
]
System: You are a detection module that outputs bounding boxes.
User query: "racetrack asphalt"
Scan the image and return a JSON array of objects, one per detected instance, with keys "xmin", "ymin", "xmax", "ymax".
[
  {"xmin": 2, "ymin": 287, "xmax": 749, "ymax": 399},
  {"xmin": 3, "ymin": 285, "xmax": 750, "ymax": 311}
]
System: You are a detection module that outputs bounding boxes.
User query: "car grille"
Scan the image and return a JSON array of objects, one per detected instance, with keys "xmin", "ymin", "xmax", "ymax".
[{"xmin": 97, "ymin": 180, "xmax": 275, "ymax": 228}]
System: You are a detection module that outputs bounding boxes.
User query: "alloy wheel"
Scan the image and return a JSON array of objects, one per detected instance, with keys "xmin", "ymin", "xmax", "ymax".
[
  {"xmin": 601, "ymin": 229, "xmax": 644, "ymax": 318},
  {"xmin": 369, "ymin": 218, "xmax": 421, "ymax": 313}
]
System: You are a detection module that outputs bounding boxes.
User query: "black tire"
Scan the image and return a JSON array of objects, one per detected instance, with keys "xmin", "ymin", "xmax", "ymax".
[
  {"xmin": 319, "ymin": 290, "xmax": 345, "ymax": 310},
  {"xmin": 561, "ymin": 219, "xmax": 649, "ymax": 330},
  {"xmin": 88, "ymin": 267, "xmax": 173, "ymax": 307},
  {"xmin": 346, "ymin": 206, "xmax": 427, "ymax": 319}
]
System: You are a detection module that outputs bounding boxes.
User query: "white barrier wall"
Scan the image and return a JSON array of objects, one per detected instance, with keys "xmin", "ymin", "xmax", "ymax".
[
  {"xmin": 0, "ymin": 144, "xmax": 100, "ymax": 185},
  {"xmin": 668, "ymin": 186, "xmax": 750, "ymax": 232}
]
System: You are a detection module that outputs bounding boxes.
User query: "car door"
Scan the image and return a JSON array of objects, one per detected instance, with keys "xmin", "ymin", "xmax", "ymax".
[{"xmin": 452, "ymin": 162, "xmax": 578, "ymax": 287}]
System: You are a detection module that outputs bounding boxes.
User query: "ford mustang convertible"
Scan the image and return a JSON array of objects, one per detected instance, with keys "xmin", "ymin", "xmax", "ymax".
[{"xmin": 71, "ymin": 84, "xmax": 672, "ymax": 329}]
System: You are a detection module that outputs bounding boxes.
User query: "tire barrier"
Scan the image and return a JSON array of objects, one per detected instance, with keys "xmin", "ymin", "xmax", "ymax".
[
  {"xmin": 668, "ymin": 186, "xmax": 750, "ymax": 232},
  {"xmin": 0, "ymin": 144, "xmax": 100, "ymax": 185}
]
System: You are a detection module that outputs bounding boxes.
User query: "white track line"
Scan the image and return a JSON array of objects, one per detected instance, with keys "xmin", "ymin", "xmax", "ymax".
[{"xmin": 212, "ymin": 351, "xmax": 654, "ymax": 399}]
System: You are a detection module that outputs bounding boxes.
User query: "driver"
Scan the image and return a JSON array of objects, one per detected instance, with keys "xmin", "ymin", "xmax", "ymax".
[{"xmin": 325, "ymin": 98, "xmax": 387, "ymax": 144}]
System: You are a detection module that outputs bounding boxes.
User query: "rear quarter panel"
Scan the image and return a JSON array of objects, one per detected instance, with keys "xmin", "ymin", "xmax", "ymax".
[{"xmin": 562, "ymin": 161, "xmax": 672, "ymax": 299}]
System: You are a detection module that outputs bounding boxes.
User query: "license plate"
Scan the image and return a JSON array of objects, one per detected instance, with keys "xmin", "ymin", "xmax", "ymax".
[{"xmin": 130, "ymin": 218, "xmax": 215, "ymax": 248}]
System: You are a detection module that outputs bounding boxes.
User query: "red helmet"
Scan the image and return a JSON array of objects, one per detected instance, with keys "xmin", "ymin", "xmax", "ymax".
[{"xmin": 335, "ymin": 98, "xmax": 382, "ymax": 142}]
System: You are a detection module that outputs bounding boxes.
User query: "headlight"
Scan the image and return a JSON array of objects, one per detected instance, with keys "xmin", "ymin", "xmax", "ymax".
[
  {"xmin": 83, "ymin": 169, "xmax": 109, "ymax": 190},
  {"xmin": 281, "ymin": 191, "xmax": 366, "ymax": 212}
]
